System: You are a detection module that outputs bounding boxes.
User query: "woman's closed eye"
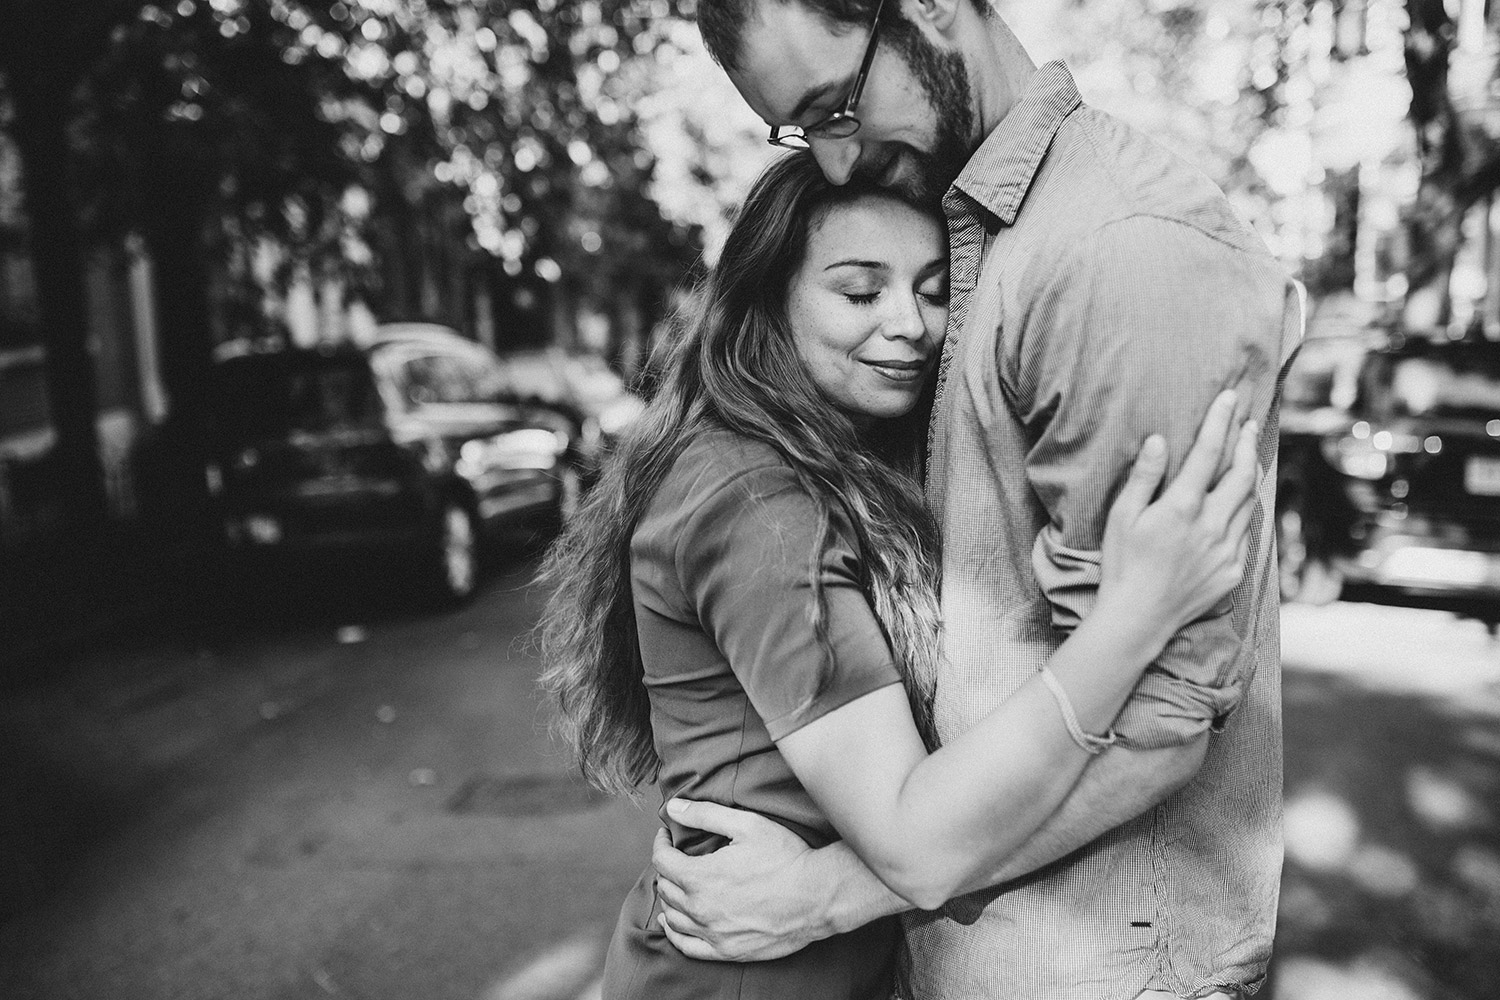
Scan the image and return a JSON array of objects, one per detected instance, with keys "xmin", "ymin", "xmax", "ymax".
[{"xmin": 918, "ymin": 280, "xmax": 949, "ymax": 307}]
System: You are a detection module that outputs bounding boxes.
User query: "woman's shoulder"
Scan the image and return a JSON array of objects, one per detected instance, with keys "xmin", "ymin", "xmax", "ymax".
[
  {"xmin": 636, "ymin": 428, "xmax": 807, "ymax": 560},
  {"xmin": 666, "ymin": 428, "xmax": 800, "ymax": 504}
]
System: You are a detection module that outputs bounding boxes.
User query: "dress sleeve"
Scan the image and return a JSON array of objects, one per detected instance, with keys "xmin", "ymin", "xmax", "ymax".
[{"xmin": 674, "ymin": 463, "xmax": 903, "ymax": 742}]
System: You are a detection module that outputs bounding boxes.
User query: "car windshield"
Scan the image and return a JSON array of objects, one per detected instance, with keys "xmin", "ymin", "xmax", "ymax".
[
  {"xmin": 214, "ymin": 353, "xmax": 384, "ymax": 444},
  {"xmin": 490, "ymin": 350, "xmax": 628, "ymax": 409},
  {"xmin": 1362, "ymin": 341, "xmax": 1500, "ymax": 418}
]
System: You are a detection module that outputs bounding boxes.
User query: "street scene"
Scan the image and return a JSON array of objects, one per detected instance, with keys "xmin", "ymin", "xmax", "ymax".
[
  {"xmin": 1, "ymin": 564, "xmax": 1498, "ymax": 1000},
  {"xmin": 4, "ymin": 0, "xmax": 1500, "ymax": 997}
]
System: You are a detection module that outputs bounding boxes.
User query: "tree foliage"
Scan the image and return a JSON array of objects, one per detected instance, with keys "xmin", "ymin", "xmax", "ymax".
[{"xmin": 0, "ymin": 0, "xmax": 722, "ymax": 531}]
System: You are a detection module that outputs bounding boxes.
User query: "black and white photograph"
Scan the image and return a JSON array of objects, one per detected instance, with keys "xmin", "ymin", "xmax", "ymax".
[{"xmin": 2, "ymin": 0, "xmax": 1498, "ymax": 998}]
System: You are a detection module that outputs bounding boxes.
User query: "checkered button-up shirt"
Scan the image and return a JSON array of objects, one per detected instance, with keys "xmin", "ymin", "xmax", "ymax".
[{"xmin": 905, "ymin": 62, "xmax": 1301, "ymax": 1000}]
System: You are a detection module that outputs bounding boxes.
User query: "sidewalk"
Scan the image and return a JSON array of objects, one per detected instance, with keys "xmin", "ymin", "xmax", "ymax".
[{"xmin": 0, "ymin": 524, "xmax": 168, "ymax": 688}]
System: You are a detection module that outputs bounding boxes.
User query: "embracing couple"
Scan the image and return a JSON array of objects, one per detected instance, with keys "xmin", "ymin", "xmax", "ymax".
[{"xmin": 540, "ymin": 0, "xmax": 1302, "ymax": 997}]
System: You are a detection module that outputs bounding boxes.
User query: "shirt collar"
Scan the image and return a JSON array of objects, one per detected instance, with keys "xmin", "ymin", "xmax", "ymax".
[{"xmin": 948, "ymin": 61, "xmax": 1082, "ymax": 227}]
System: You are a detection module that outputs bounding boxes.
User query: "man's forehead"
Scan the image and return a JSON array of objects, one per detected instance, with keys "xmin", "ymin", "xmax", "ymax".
[{"xmin": 727, "ymin": 1, "xmax": 867, "ymax": 122}]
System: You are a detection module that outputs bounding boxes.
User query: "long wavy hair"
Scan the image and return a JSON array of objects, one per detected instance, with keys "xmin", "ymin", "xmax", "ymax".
[{"xmin": 537, "ymin": 152, "xmax": 943, "ymax": 796}]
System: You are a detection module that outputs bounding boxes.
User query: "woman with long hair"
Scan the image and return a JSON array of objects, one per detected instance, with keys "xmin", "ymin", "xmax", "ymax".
[{"xmin": 538, "ymin": 152, "xmax": 1258, "ymax": 999}]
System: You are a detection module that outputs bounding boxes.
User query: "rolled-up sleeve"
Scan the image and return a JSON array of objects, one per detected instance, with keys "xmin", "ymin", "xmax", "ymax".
[{"xmin": 1008, "ymin": 214, "xmax": 1290, "ymax": 748}]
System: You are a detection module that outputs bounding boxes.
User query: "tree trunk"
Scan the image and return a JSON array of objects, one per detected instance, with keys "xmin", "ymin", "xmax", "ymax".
[
  {"xmin": 9, "ymin": 74, "xmax": 109, "ymax": 535},
  {"xmin": 139, "ymin": 127, "xmax": 218, "ymax": 537}
]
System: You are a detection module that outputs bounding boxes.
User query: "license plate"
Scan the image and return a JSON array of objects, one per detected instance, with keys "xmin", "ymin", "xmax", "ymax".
[{"xmin": 1465, "ymin": 456, "xmax": 1500, "ymax": 496}]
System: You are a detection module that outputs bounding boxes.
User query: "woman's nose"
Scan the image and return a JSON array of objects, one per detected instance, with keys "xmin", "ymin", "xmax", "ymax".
[
  {"xmin": 884, "ymin": 292, "xmax": 927, "ymax": 341},
  {"xmin": 808, "ymin": 135, "xmax": 861, "ymax": 186}
]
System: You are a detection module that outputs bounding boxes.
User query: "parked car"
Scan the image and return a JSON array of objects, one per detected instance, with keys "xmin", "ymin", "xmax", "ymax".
[
  {"xmin": 1277, "ymin": 331, "xmax": 1500, "ymax": 614},
  {"xmin": 205, "ymin": 324, "xmax": 581, "ymax": 603},
  {"xmin": 485, "ymin": 347, "xmax": 645, "ymax": 484}
]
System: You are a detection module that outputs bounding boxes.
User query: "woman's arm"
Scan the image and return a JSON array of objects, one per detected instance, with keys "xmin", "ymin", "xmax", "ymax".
[{"xmin": 770, "ymin": 392, "xmax": 1257, "ymax": 909}]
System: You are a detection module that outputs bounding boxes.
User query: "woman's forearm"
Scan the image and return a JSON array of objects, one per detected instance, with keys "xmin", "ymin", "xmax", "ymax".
[{"xmin": 787, "ymin": 594, "xmax": 1166, "ymax": 910}]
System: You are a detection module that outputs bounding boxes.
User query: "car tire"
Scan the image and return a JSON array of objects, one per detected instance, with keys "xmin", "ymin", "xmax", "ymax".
[
  {"xmin": 1276, "ymin": 500, "xmax": 1343, "ymax": 606},
  {"xmin": 428, "ymin": 500, "xmax": 480, "ymax": 604}
]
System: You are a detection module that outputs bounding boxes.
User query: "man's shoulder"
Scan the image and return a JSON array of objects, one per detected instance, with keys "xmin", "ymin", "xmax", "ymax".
[{"xmin": 1013, "ymin": 103, "xmax": 1270, "ymax": 270}]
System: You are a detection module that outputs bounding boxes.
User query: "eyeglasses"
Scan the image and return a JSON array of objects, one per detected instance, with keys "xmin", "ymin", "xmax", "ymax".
[{"xmin": 767, "ymin": 0, "xmax": 885, "ymax": 150}]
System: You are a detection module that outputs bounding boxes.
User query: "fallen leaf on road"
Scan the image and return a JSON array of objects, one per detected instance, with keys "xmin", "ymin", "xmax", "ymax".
[{"xmin": 312, "ymin": 967, "xmax": 341, "ymax": 995}]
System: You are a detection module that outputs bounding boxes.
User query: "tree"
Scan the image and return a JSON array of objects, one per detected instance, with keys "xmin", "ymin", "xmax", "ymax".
[
  {"xmin": 0, "ymin": 0, "xmax": 143, "ymax": 534},
  {"xmin": 0, "ymin": 0, "xmax": 762, "ymax": 545}
]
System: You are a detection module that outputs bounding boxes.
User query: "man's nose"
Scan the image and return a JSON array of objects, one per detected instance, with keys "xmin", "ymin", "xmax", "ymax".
[{"xmin": 808, "ymin": 135, "xmax": 860, "ymax": 186}]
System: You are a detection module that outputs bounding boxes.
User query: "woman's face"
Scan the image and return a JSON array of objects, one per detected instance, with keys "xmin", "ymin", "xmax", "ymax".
[{"xmin": 786, "ymin": 195, "xmax": 948, "ymax": 424}]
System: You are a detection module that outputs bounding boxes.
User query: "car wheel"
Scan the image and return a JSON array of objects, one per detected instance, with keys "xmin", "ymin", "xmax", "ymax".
[
  {"xmin": 1276, "ymin": 500, "xmax": 1342, "ymax": 606},
  {"xmin": 431, "ymin": 501, "xmax": 479, "ymax": 603}
]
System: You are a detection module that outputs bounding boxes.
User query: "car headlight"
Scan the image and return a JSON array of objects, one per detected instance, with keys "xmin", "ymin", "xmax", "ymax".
[{"xmin": 1323, "ymin": 434, "xmax": 1389, "ymax": 480}]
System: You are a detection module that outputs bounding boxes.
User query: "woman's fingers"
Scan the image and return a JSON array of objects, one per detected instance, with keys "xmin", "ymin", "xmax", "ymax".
[
  {"xmin": 1226, "ymin": 495, "xmax": 1254, "ymax": 548},
  {"xmin": 1203, "ymin": 420, "xmax": 1260, "ymax": 525},
  {"xmin": 1108, "ymin": 435, "xmax": 1169, "ymax": 529},
  {"xmin": 1162, "ymin": 389, "xmax": 1238, "ymax": 508}
]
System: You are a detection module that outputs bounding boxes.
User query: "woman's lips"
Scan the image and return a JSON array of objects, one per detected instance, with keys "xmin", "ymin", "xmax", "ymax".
[{"xmin": 862, "ymin": 358, "xmax": 928, "ymax": 383}]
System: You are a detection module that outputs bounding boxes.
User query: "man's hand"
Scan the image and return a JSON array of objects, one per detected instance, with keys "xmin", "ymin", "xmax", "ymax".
[{"xmin": 652, "ymin": 798, "xmax": 836, "ymax": 962}]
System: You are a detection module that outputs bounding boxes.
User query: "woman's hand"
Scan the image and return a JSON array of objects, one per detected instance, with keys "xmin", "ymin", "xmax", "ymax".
[{"xmin": 1100, "ymin": 389, "xmax": 1260, "ymax": 643}]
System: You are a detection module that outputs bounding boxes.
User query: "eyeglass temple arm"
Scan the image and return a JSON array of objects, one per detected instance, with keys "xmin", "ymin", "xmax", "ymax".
[{"xmin": 846, "ymin": 0, "xmax": 886, "ymax": 110}]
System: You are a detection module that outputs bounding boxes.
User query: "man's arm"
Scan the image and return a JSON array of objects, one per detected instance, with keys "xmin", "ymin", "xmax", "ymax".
[
  {"xmin": 980, "ymin": 214, "xmax": 1294, "ymax": 877},
  {"xmin": 652, "ymin": 799, "xmax": 910, "ymax": 962},
  {"xmin": 652, "ymin": 739, "xmax": 1208, "ymax": 961},
  {"xmin": 987, "ymin": 736, "xmax": 1207, "ymax": 882}
]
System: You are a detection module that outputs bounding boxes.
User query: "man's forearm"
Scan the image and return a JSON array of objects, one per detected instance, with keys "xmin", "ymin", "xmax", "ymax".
[
  {"xmin": 983, "ymin": 736, "xmax": 1208, "ymax": 885},
  {"xmin": 808, "ymin": 838, "xmax": 916, "ymax": 935}
]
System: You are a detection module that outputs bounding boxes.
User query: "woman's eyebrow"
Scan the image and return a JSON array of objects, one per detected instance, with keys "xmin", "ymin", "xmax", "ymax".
[{"xmin": 823, "ymin": 258, "xmax": 886, "ymax": 271}]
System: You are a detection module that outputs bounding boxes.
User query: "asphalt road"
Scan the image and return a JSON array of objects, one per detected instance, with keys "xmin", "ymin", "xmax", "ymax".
[
  {"xmin": 2, "ymin": 560, "xmax": 1498, "ymax": 1000},
  {"xmin": 0, "ymin": 555, "xmax": 658, "ymax": 1000}
]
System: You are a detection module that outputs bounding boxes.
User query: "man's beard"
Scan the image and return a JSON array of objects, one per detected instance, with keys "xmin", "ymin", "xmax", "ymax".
[{"xmin": 858, "ymin": 24, "xmax": 975, "ymax": 203}]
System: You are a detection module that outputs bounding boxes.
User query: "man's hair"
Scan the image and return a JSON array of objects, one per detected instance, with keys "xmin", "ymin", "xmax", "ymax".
[
  {"xmin": 698, "ymin": 0, "xmax": 991, "ymax": 72},
  {"xmin": 536, "ymin": 152, "xmax": 943, "ymax": 796},
  {"xmin": 699, "ymin": 0, "xmax": 868, "ymax": 72}
]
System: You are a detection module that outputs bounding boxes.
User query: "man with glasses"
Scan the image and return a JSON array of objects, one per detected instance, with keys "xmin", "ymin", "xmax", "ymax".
[{"xmin": 651, "ymin": 0, "xmax": 1301, "ymax": 998}]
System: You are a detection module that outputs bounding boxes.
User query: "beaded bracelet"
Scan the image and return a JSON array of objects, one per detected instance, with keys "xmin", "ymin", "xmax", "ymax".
[{"xmin": 1039, "ymin": 666, "xmax": 1119, "ymax": 755}]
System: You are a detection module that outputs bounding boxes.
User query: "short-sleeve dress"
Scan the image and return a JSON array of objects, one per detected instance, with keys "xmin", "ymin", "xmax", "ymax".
[{"xmin": 601, "ymin": 428, "xmax": 905, "ymax": 1000}]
